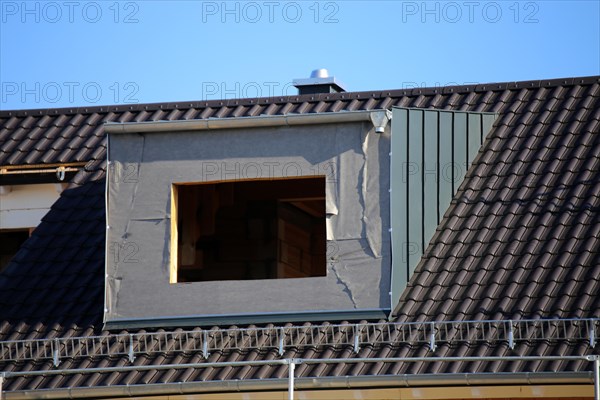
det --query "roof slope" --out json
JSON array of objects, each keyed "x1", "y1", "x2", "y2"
[
  {"x1": 2, "y1": 77, "x2": 593, "y2": 167},
  {"x1": 0, "y1": 76, "x2": 599, "y2": 393},
  {"x1": 395, "y1": 81, "x2": 600, "y2": 322}
]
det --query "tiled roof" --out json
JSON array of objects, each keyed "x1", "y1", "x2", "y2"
[
  {"x1": 1, "y1": 76, "x2": 599, "y2": 394},
  {"x1": 1, "y1": 77, "x2": 593, "y2": 167},
  {"x1": 394, "y1": 79, "x2": 600, "y2": 322}
]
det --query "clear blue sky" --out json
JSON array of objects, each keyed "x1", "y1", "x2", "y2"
[{"x1": 1, "y1": 0, "x2": 599, "y2": 110}]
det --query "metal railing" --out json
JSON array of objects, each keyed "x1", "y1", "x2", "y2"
[{"x1": 1, "y1": 318, "x2": 597, "y2": 366}]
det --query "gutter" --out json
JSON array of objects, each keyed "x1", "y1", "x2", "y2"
[
  {"x1": 1, "y1": 373, "x2": 593, "y2": 400},
  {"x1": 103, "y1": 110, "x2": 393, "y2": 134},
  {"x1": 1, "y1": 356, "x2": 597, "y2": 400}
]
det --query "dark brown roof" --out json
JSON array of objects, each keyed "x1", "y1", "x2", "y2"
[
  {"x1": 1, "y1": 76, "x2": 599, "y2": 394},
  {"x1": 1, "y1": 76, "x2": 594, "y2": 167}
]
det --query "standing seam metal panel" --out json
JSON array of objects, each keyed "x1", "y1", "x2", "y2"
[{"x1": 390, "y1": 108, "x2": 498, "y2": 311}]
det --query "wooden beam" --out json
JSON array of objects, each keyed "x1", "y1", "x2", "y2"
[{"x1": 169, "y1": 185, "x2": 178, "y2": 283}]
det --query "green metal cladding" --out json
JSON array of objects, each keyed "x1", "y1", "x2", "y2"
[{"x1": 390, "y1": 107, "x2": 497, "y2": 308}]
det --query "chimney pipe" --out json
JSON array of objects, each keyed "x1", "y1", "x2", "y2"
[{"x1": 293, "y1": 69, "x2": 346, "y2": 95}]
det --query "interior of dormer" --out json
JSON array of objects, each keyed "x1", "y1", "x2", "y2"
[{"x1": 175, "y1": 177, "x2": 326, "y2": 282}]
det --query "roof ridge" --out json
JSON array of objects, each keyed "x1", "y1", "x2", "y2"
[{"x1": 2, "y1": 75, "x2": 598, "y2": 117}]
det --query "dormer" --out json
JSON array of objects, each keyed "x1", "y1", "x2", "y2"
[
  {"x1": 0, "y1": 164, "x2": 81, "y2": 271},
  {"x1": 104, "y1": 110, "x2": 394, "y2": 328},
  {"x1": 103, "y1": 88, "x2": 497, "y2": 329}
]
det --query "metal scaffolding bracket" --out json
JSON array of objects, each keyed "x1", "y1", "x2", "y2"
[
  {"x1": 128, "y1": 335, "x2": 136, "y2": 363},
  {"x1": 353, "y1": 324, "x2": 361, "y2": 354},
  {"x1": 508, "y1": 320, "x2": 515, "y2": 350},
  {"x1": 278, "y1": 328, "x2": 285, "y2": 356},
  {"x1": 429, "y1": 322, "x2": 437, "y2": 352},
  {"x1": 52, "y1": 339, "x2": 60, "y2": 367},
  {"x1": 202, "y1": 331, "x2": 209, "y2": 359},
  {"x1": 288, "y1": 359, "x2": 296, "y2": 400},
  {"x1": 587, "y1": 355, "x2": 600, "y2": 400}
]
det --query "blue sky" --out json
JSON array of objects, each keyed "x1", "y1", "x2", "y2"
[{"x1": 1, "y1": 0, "x2": 599, "y2": 110}]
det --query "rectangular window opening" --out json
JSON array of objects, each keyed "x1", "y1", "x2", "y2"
[
  {"x1": 171, "y1": 177, "x2": 326, "y2": 283},
  {"x1": 0, "y1": 228, "x2": 32, "y2": 272}
]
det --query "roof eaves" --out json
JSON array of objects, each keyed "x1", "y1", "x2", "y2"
[{"x1": 1, "y1": 370, "x2": 593, "y2": 400}]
